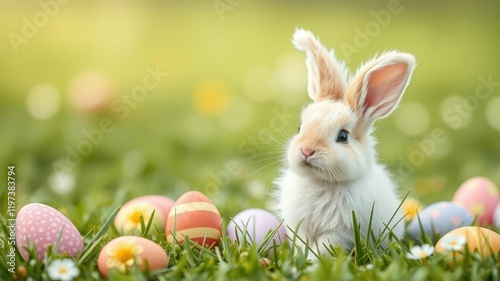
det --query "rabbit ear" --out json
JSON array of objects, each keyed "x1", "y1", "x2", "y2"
[
  {"x1": 345, "y1": 51, "x2": 416, "y2": 127},
  {"x1": 292, "y1": 28, "x2": 348, "y2": 102}
]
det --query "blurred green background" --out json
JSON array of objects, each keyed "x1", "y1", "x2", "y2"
[{"x1": 1, "y1": 0, "x2": 499, "y2": 222}]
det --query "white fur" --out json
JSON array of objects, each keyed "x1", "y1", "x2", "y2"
[{"x1": 275, "y1": 29, "x2": 415, "y2": 258}]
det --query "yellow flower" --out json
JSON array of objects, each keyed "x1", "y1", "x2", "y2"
[
  {"x1": 118, "y1": 202, "x2": 163, "y2": 234},
  {"x1": 402, "y1": 197, "x2": 424, "y2": 221},
  {"x1": 105, "y1": 238, "x2": 144, "y2": 272}
]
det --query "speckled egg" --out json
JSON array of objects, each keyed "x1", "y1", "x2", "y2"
[
  {"x1": 435, "y1": 226, "x2": 500, "y2": 258},
  {"x1": 165, "y1": 191, "x2": 221, "y2": 248},
  {"x1": 227, "y1": 208, "x2": 286, "y2": 247},
  {"x1": 452, "y1": 177, "x2": 500, "y2": 226},
  {"x1": 16, "y1": 203, "x2": 84, "y2": 262},
  {"x1": 407, "y1": 201, "x2": 473, "y2": 239},
  {"x1": 494, "y1": 203, "x2": 500, "y2": 228},
  {"x1": 97, "y1": 236, "x2": 168, "y2": 277},
  {"x1": 115, "y1": 195, "x2": 174, "y2": 235}
]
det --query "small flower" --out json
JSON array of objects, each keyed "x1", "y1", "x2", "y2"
[
  {"x1": 120, "y1": 203, "x2": 159, "y2": 234},
  {"x1": 47, "y1": 259, "x2": 79, "y2": 281},
  {"x1": 406, "y1": 244, "x2": 435, "y2": 260},
  {"x1": 106, "y1": 238, "x2": 144, "y2": 272},
  {"x1": 440, "y1": 234, "x2": 467, "y2": 251},
  {"x1": 402, "y1": 198, "x2": 424, "y2": 221}
]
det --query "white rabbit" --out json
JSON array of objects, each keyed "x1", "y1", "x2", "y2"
[{"x1": 275, "y1": 28, "x2": 416, "y2": 257}]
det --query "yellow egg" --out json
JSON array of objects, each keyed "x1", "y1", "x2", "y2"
[{"x1": 435, "y1": 226, "x2": 500, "y2": 258}]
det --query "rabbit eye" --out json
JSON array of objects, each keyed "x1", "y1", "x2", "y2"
[
  {"x1": 298, "y1": 124, "x2": 301, "y2": 133},
  {"x1": 336, "y1": 129, "x2": 349, "y2": 143}
]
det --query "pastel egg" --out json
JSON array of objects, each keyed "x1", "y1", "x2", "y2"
[
  {"x1": 124, "y1": 195, "x2": 175, "y2": 226},
  {"x1": 114, "y1": 201, "x2": 165, "y2": 235},
  {"x1": 407, "y1": 201, "x2": 473, "y2": 239},
  {"x1": 227, "y1": 208, "x2": 286, "y2": 247},
  {"x1": 494, "y1": 203, "x2": 500, "y2": 228},
  {"x1": 97, "y1": 236, "x2": 168, "y2": 277},
  {"x1": 115, "y1": 195, "x2": 174, "y2": 235},
  {"x1": 165, "y1": 191, "x2": 222, "y2": 248},
  {"x1": 452, "y1": 177, "x2": 500, "y2": 226},
  {"x1": 435, "y1": 226, "x2": 500, "y2": 258},
  {"x1": 16, "y1": 203, "x2": 84, "y2": 262}
]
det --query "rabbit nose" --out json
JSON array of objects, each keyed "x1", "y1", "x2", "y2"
[{"x1": 301, "y1": 148, "x2": 316, "y2": 158}]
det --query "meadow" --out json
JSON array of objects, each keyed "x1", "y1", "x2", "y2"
[{"x1": 1, "y1": 0, "x2": 500, "y2": 280}]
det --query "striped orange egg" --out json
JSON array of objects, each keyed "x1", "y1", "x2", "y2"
[{"x1": 166, "y1": 191, "x2": 222, "y2": 248}]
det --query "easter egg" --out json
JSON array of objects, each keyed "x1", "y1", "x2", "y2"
[
  {"x1": 114, "y1": 202, "x2": 164, "y2": 235},
  {"x1": 227, "y1": 208, "x2": 286, "y2": 247},
  {"x1": 97, "y1": 236, "x2": 168, "y2": 277},
  {"x1": 16, "y1": 203, "x2": 84, "y2": 262},
  {"x1": 494, "y1": 203, "x2": 500, "y2": 228},
  {"x1": 452, "y1": 177, "x2": 500, "y2": 226},
  {"x1": 125, "y1": 195, "x2": 175, "y2": 225},
  {"x1": 407, "y1": 201, "x2": 473, "y2": 239},
  {"x1": 115, "y1": 195, "x2": 174, "y2": 235},
  {"x1": 165, "y1": 191, "x2": 222, "y2": 248},
  {"x1": 435, "y1": 226, "x2": 500, "y2": 258}
]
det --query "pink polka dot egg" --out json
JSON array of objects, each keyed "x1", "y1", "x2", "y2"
[
  {"x1": 407, "y1": 201, "x2": 473, "y2": 239},
  {"x1": 16, "y1": 203, "x2": 84, "y2": 262},
  {"x1": 452, "y1": 177, "x2": 500, "y2": 226}
]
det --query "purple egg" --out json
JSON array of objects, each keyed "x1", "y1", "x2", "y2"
[
  {"x1": 494, "y1": 203, "x2": 500, "y2": 228},
  {"x1": 227, "y1": 208, "x2": 286, "y2": 247},
  {"x1": 408, "y1": 201, "x2": 473, "y2": 239}
]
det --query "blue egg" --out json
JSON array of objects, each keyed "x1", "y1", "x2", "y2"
[{"x1": 407, "y1": 201, "x2": 473, "y2": 239}]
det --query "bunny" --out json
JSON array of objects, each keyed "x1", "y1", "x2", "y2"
[{"x1": 275, "y1": 28, "x2": 416, "y2": 257}]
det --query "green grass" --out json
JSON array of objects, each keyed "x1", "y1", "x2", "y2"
[{"x1": 1, "y1": 202, "x2": 499, "y2": 281}]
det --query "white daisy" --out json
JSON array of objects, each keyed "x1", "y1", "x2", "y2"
[
  {"x1": 440, "y1": 234, "x2": 467, "y2": 251},
  {"x1": 47, "y1": 259, "x2": 79, "y2": 281},
  {"x1": 406, "y1": 244, "x2": 435, "y2": 260}
]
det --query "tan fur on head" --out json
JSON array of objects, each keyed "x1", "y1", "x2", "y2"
[{"x1": 292, "y1": 28, "x2": 349, "y2": 101}]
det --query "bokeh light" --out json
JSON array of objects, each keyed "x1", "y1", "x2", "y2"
[
  {"x1": 395, "y1": 102, "x2": 430, "y2": 137},
  {"x1": 193, "y1": 81, "x2": 231, "y2": 116},
  {"x1": 26, "y1": 84, "x2": 61, "y2": 120},
  {"x1": 48, "y1": 172, "x2": 75, "y2": 195},
  {"x1": 485, "y1": 97, "x2": 500, "y2": 131},
  {"x1": 68, "y1": 70, "x2": 114, "y2": 113},
  {"x1": 440, "y1": 96, "x2": 473, "y2": 130}
]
